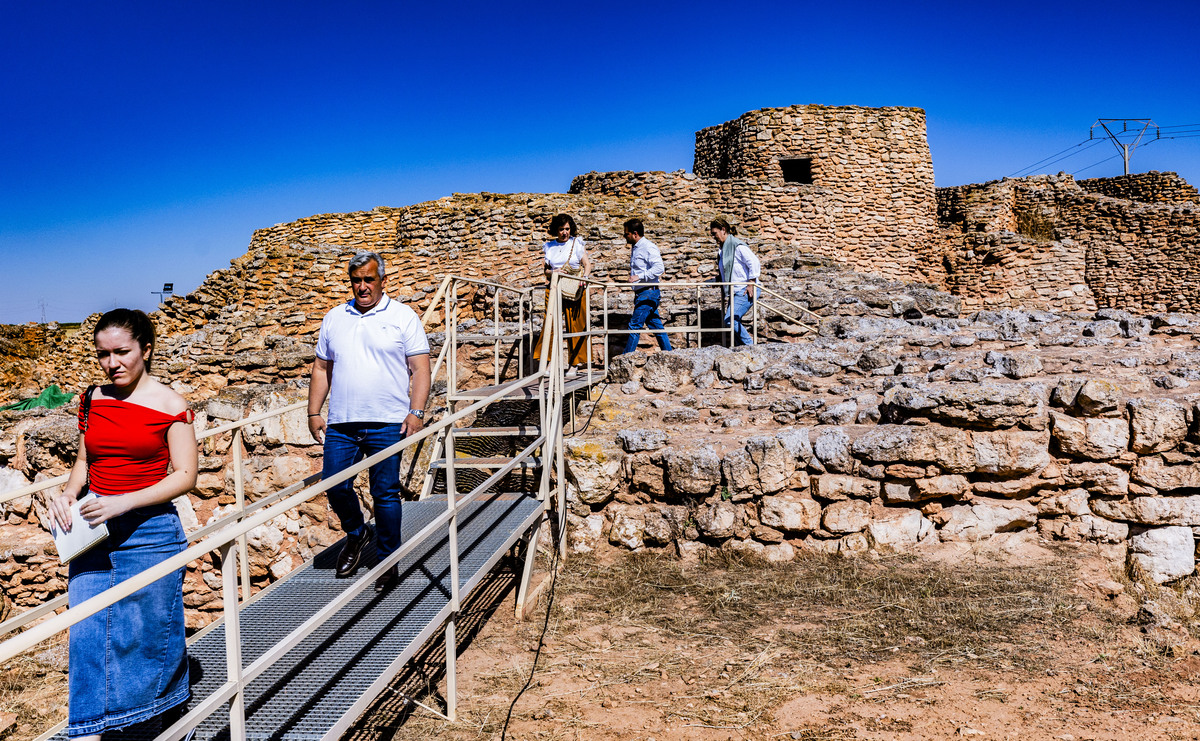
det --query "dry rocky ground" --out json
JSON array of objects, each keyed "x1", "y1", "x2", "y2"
[{"x1": 332, "y1": 538, "x2": 1200, "y2": 741}]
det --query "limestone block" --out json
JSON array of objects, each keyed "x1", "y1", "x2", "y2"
[
  {"x1": 173, "y1": 495, "x2": 200, "y2": 532},
  {"x1": 1131, "y1": 456, "x2": 1200, "y2": 492},
  {"x1": 881, "y1": 381, "x2": 1047, "y2": 430},
  {"x1": 776, "y1": 427, "x2": 815, "y2": 468},
  {"x1": 813, "y1": 428, "x2": 854, "y2": 474},
  {"x1": 617, "y1": 429, "x2": 669, "y2": 453},
  {"x1": 985, "y1": 350, "x2": 1043, "y2": 379},
  {"x1": 937, "y1": 500, "x2": 1037, "y2": 542},
  {"x1": 1062, "y1": 462, "x2": 1129, "y2": 497},
  {"x1": 852, "y1": 424, "x2": 974, "y2": 473},
  {"x1": 722, "y1": 449, "x2": 758, "y2": 501},
  {"x1": 971, "y1": 474, "x2": 1049, "y2": 499},
  {"x1": 866, "y1": 509, "x2": 934, "y2": 550},
  {"x1": 665, "y1": 445, "x2": 721, "y2": 497},
  {"x1": 270, "y1": 556, "x2": 295, "y2": 580},
  {"x1": 1078, "y1": 515, "x2": 1129, "y2": 543},
  {"x1": 608, "y1": 510, "x2": 645, "y2": 550},
  {"x1": 642, "y1": 510, "x2": 675, "y2": 545},
  {"x1": 761, "y1": 542, "x2": 796, "y2": 562},
  {"x1": 567, "y1": 512, "x2": 605, "y2": 554},
  {"x1": 1091, "y1": 494, "x2": 1200, "y2": 526},
  {"x1": 914, "y1": 475, "x2": 970, "y2": 500},
  {"x1": 822, "y1": 499, "x2": 870, "y2": 534},
  {"x1": 1128, "y1": 526, "x2": 1196, "y2": 584},
  {"x1": 0, "y1": 467, "x2": 32, "y2": 519},
  {"x1": 1128, "y1": 398, "x2": 1189, "y2": 454},
  {"x1": 695, "y1": 501, "x2": 737, "y2": 539},
  {"x1": 1075, "y1": 379, "x2": 1123, "y2": 417},
  {"x1": 745, "y1": 436, "x2": 794, "y2": 494},
  {"x1": 247, "y1": 523, "x2": 285, "y2": 557},
  {"x1": 813, "y1": 474, "x2": 880, "y2": 501},
  {"x1": 641, "y1": 353, "x2": 694, "y2": 393},
  {"x1": 564, "y1": 437, "x2": 624, "y2": 506},
  {"x1": 715, "y1": 353, "x2": 748, "y2": 381},
  {"x1": 1050, "y1": 412, "x2": 1129, "y2": 460},
  {"x1": 972, "y1": 429, "x2": 1050, "y2": 475},
  {"x1": 1038, "y1": 489, "x2": 1091, "y2": 517},
  {"x1": 759, "y1": 495, "x2": 821, "y2": 533},
  {"x1": 245, "y1": 391, "x2": 316, "y2": 446}
]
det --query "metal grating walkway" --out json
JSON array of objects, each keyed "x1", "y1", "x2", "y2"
[{"x1": 53, "y1": 490, "x2": 542, "y2": 741}]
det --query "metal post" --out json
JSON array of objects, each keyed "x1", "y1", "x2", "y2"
[
  {"x1": 493, "y1": 287, "x2": 500, "y2": 385},
  {"x1": 448, "y1": 282, "x2": 458, "y2": 401},
  {"x1": 220, "y1": 541, "x2": 246, "y2": 741},
  {"x1": 444, "y1": 422, "x2": 459, "y2": 721},
  {"x1": 232, "y1": 428, "x2": 250, "y2": 602}
]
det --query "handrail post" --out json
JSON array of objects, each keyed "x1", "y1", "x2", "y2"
[
  {"x1": 233, "y1": 428, "x2": 250, "y2": 602},
  {"x1": 220, "y1": 540, "x2": 247, "y2": 741},
  {"x1": 444, "y1": 420, "x2": 459, "y2": 721},
  {"x1": 492, "y1": 285, "x2": 501, "y2": 385}
]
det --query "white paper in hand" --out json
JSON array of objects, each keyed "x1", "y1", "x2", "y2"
[{"x1": 52, "y1": 491, "x2": 109, "y2": 564}]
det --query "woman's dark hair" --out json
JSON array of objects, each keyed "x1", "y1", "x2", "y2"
[
  {"x1": 709, "y1": 217, "x2": 736, "y2": 236},
  {"x1": 94, "y1": 308, "x2": 157, "y2": 370},
  {"x1": 548, "y1": 213, "x2": 578, "y2": 238}
]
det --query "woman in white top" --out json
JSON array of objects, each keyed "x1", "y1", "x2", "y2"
[{"x1": 533, "y1": 213, "x2": 592, "y2": 373}]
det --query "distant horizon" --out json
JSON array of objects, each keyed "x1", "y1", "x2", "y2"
[{"x1": 4, "y1": 0, "x2": 1197, "y2": 325}]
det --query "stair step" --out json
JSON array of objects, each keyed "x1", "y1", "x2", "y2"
[
  {"x1": 430, "y1": 456, "x2": 543, "y2": 469},
  {"x1": 451, "y1": 426, "x2": 542, "y2": 437}
]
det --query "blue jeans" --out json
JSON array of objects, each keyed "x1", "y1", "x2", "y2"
[
  {"x1": 725, "y1": 289, "x2": 755, "y2": 346},
  {"x1": 68, "y1": 505, "x2": 188, "y2": 736},
  {"x1": 623, "y1": 287, "x2": 672, "y2": 355},
  {"x1": 324, "y1": 422, "x2": 405, "y2": 560}
]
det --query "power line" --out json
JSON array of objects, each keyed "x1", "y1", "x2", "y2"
[
  {"x1": 1009, "y1": 138, "x2": 1095, "y2": 177},
  {"x1": 1072, "y1": 153, "x2": 1121, "y2": 176}
]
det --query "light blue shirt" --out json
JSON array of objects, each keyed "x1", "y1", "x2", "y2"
[{"x1": 629, "y1": 237, "x2": 665, "y2": 285}]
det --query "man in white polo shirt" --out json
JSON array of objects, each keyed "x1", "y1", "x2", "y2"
[{"x1": 307, "y1": 251, "x2": 431, "y2": 592}]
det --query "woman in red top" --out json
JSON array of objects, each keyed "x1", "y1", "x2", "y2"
[{"x1": 48, "y1": 309, "x2": 198, "y2": 740}]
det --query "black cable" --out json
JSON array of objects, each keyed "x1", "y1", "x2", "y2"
[
  {"x1": 1072, "y1": 154, "x2": 1122, "y2": 176},
  {"x1": 567, "y1": 378, "x2": 610, "y2": 437},
  {"x1": 498, "y1": 526, "x2": 561, "y2": 741},
  {"x1": 1009, "y1": 138, "x2": 1095, "y2": 177}
]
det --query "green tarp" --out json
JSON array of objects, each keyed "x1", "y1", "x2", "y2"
[{"x1": 0, "y1": 384, "x2": 76, "y2": 412}]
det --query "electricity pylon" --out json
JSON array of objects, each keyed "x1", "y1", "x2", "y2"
[{"x1": 1090, "y1": 119, "x2": 1159, "y2": 175}]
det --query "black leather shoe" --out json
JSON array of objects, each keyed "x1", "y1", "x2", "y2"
[
  {"x1": 374, "y1": 564, "x2": 398, "y2": 593},
  {"x1": 336, "y1": 523, "x2": 373, "y2": 578}
]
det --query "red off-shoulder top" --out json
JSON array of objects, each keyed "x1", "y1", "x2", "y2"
[{"x1": 78, "y1": 398, "x2": 194, "y2": 497}]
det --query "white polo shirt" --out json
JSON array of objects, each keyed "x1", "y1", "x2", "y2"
[{"x1": 315, "y1": 295, "x2": 430, "y2": 425}]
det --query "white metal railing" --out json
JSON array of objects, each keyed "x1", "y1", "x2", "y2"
[
  {"x1": 0, "y1": 367, "x2": 557, "y2": 741},
  {"x1": 0, "y1": 276, "x2": 566, "y2": 739}
]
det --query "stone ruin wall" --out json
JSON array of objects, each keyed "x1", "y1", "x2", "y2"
[
  {"x1": 938, "y1": 172, "x2": 1200, "y2": 314},
  {"x1": 573, "y1": 105, "x2": 940, "y2": 285},
  {"x1": 1078, "y1": 172, "x2": 1200, "y2": 204}
]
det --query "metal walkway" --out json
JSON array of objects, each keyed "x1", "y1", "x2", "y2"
[{"x1": 50, "y1": 491, "x2": 541, "y2": 741}]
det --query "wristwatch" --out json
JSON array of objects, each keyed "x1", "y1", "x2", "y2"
[{"x1": 409, "y1": 409, "x2": 425, "y2": 420}]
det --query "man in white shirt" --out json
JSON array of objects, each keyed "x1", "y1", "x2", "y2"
[
  {"x1": 622, "y1": 218, "x2": 673, "y2": 355},
  {"x1": 307, "y1": 251, "x2": 431, "y2": 591},
  {"x1": 710, "y1": 217, "x2": 760, "y2": 346}
]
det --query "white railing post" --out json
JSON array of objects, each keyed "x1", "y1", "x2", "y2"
[
  {"x1": 444, "y1": 418, "x2": 459, "y2": 721},
  {"x1": 220, "y1": 540, "x2": 247, "y2": 741},
  {"x1": 233, "y1": 428, "x2": 251, "y2": 602}
]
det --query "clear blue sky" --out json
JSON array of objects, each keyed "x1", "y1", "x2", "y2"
[{"x1": 3, "y1": 0, "x2": 1198, "y2": 324}]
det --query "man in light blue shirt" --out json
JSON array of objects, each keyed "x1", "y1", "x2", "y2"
[{"x1": 623, "y1": 218, "x2": 673, "y2": 355}]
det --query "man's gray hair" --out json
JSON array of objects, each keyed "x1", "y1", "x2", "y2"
[{"x1": 348, "y1": 251, "x2": 386, "y2": 278}]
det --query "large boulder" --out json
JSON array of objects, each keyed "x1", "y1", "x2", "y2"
[
  {"x1": 852, "y1": 424, "x2": 974, "y2": 473},
  {"x1": 812, "y1": 474, "x2": 880, "y2": 501},
  {"x1": 1062, "y1": 462, "x2": 1129, "y2": 497},
  {"x1": 1128, "y1": 526, "x2": 1196, "y2": 584},
  {"x1": 640, "y1": 353, "x2": 695, "y2": 393},
  {"x1": 881, "y1": 381, "x2": 1048, "y2": 430},
  {"x1": 694, "y1": 501, "x2": 738, "y2": 539},
  {"x1": 1074, "y1": 379, "x2": 1124, "y2": 417}
]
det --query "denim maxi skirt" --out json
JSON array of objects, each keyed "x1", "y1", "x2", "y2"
[{"x1": 67, "y1": 504, "x2": 189, "y2": 737}]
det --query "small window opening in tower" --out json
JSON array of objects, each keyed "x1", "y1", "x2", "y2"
[{"x1": 780, "y1": 158, "x2": 813, "y2": 184}]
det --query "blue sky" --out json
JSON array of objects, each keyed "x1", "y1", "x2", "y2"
[{"x1": 3, "y1": 0, "x2": 1198, "y2": 324}]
